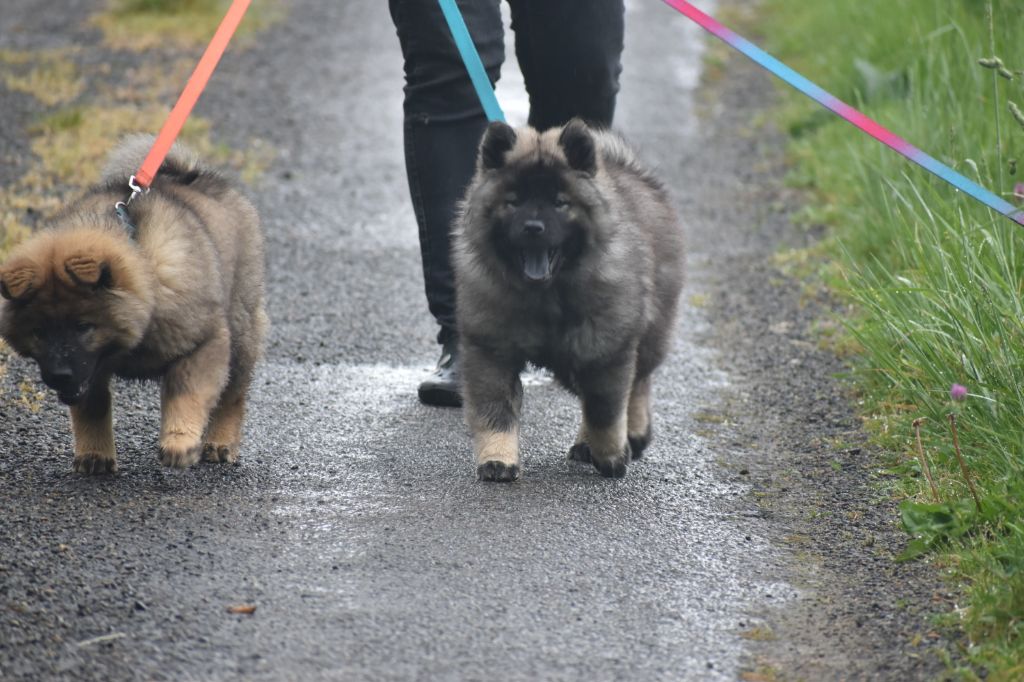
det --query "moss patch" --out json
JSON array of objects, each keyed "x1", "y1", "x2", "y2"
[
  {"x1": 0, "y1": 49, "x2": 85, "y2": 107},
  {"x1": 90, "y1": 0, "x2": 286, "y2": 52}
]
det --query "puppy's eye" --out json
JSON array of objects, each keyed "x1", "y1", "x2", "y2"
[
  {"x1": 26, "y1": 329, "x2": 44, "y2": 352},
  {"x1": 554, "y1": 196, "x2": 571, "y2": 210},
  {"x1": 75, "y1": 322, "x2": 95, "y2": 334},
  {"x1": 504, "y1": 194, "x2": 520, "y2": 208}
]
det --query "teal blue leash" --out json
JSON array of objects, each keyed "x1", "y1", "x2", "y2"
[{"x1": 437, "y1": 0, "x2": 506, "y2": 123}]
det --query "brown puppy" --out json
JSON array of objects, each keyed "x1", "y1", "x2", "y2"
[{"x1": 0, "y1": 135, "x2": 268, "y2": 473}]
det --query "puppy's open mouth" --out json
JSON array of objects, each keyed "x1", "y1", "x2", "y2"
[
  {"x1": 520, "y1": 247, "x2": 561, "y2": 282},
  {"x1": 56, "y1": 380, "x2": 90, "y2": 406}
]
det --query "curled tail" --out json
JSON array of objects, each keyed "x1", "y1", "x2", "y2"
[{"x1": 102, "y1": 133, "x2": 203, "y2": 185}]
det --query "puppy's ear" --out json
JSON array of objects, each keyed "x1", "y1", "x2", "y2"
[
  {"x1": 64, "y1": 256, "x2": 112, "y2": 289},
  {"x1": 480, "y1": 121, "x2": 517, "y2": 170},
  {"x1": 558, "y1": 118, "x2": 597, "y2": 175},
  {"x1": 0, "y1": 260, "x2": 41, "y2": 301}
]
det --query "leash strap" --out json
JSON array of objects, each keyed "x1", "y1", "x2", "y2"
[
  {"x1": 134, "y1": 0, "x2": 252, "y2": 188},
  {"x1": 437, "y1": 0, "x2": 506, "y2": 123},
  {"x1": 662, "y1": 0, "x2": 1024, "y2": 227}
]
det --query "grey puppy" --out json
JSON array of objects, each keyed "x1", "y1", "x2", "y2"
[
  {"x1": 0, "y1": 135, "x2": 268, "y2": 473},
  {"x1": 453, "y1": 119, "x2": 685, "y2": 481}
]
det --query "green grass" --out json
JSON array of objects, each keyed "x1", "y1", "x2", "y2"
[
  {"x1": 757, "y1": 0, "x2": 1024, "y2": 675},
  {"x1": 114, "y1": 0, "x2": 219, "y2": 12}
]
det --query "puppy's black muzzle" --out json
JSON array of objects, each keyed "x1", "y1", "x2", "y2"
[{"x1": 37, "y1": 331, "x2": 97, "y2": 405}]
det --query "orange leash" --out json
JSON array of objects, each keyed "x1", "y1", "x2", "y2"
[{"x1": 133, "y1": 0, "x2": 251, "y2": 190}]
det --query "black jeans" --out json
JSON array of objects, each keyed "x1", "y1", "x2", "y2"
[{"x1": 389, "y1": 0, "x2": 625, "y2": 345}]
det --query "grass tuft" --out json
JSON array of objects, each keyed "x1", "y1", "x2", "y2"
[{"x1": 0, "y1": 49, "x2": 85, "y2": 107}]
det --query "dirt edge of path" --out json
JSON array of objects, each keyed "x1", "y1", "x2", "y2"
[{"x1": 693, "y1": 27, "x2": 962, "y2": 681}]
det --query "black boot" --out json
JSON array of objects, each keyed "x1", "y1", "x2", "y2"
[{"x1": 418, "y1": 339, "x2": 462, "y2": 407}]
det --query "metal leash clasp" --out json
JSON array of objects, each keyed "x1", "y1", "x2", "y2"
[
  {"x1": 113, "y1": 175, "x2": 147, "y2": 239},
  {"x1": 126, "y1": 175, "x2": 145, "y2": 205}
]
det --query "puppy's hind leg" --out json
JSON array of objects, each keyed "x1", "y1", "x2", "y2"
[
  {"x1": 159, "y1": 326, "x2": 230, "y2": 468},
  {"x1": 71, "y1": 379, "x2": 116, "y2": 474},
  {"x1": 202, "y1": 384, "x2": 247, "y2": 465},
  {"x1": 626, "y1": 374, "x2": 653, "y2": 458},
  {"x1": 200, "y1": 319, "x2": 264, "y2": 462},
  {"x1": 205, "y1": 297, "x2": 268, "y2": 464},
  {"x1": 568, "y1": 421, "x2": 593, "y2": 463}
]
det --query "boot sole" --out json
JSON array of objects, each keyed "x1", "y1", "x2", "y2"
[{"x1": 418, "y1": 385, "x2": 463, "y2": 408}]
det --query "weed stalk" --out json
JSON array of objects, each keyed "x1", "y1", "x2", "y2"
[
  {"x1": 987, "y1": 0, "x2": 1004, "y2": 189},
  {"x1": 912, "y1": 418, "x2": 941, "y2": 503},
  {"x1": 947, "y1": 413, "x2": 982, "y2": 513}
]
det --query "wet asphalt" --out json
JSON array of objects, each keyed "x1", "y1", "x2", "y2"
[{"x1": 0, "y1": 1, "x2": 950, "y2": 680}]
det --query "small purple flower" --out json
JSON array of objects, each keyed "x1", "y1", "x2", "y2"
[
  {"x1": 950, "y1": 383, "x2": 968, "y2": 402},
  {"x1": 1015, "y1": 182, "x2": 1024, "y2": 202}
]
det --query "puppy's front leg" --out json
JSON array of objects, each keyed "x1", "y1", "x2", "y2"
[
  {"x1": 71, "y1": 379, "x2": 116, "y2": 474},
  {"x1": 462, "y1": 341, "x2": 524, "y2": 482},
  {"x1": 159, "y1": 327, "x2": 230, "y2": 468}
]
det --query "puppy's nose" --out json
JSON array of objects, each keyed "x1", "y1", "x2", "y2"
[
  {"x1": 523, "y1": 219, "x2": 545, "y2": 235},
  {"x1": 42, "y1": 365, "x2": 74, "y2": 389}
]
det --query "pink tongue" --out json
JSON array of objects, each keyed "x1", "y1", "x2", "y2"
[{"x1": 522, "y1": 249, "x2": 551, "y2": 281}]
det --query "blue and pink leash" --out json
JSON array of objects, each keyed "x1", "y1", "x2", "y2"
[
  {"x1": 661, "y1": 0, "x2": 1024, "y2": 227},
  {"x1": 438, "y1": 0, "x2": 1024, "y2": 228}
]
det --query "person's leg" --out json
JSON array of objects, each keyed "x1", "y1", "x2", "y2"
[
  {"x1": 508, "y1": 0, "x2": 625, "y2": 130},
  {"x1": 389, "y1": 0, "x2": 504, "y2": 405}
]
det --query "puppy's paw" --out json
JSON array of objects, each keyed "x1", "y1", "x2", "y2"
[
  {"x1": 477, "y1": 460, "x2": 520, "y2": 482},
  {"x1": 627, "y1": 425, "x2": 652, "y2": 460},
  {"x1": 591, "y1": 443, "x2": 631, "y2": 479},
  {"x1": 573, "y1": 441, "x2": 630, "y2": 477},
  {"x1": 593, "y1": 455, "x2": 628, "y2": 479},
  {"x1": 567, "y1": 442, "x2": 592, "y2": 463},
  {"x1": 73, "y1": 452, "x2": 117, "y2": 475},
  {"x1": 159, "y1": 434, "x2": 202, "y2": 469},
  {"x1": 202, "y1": 442, "x2": 239, "y2": 465}
]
